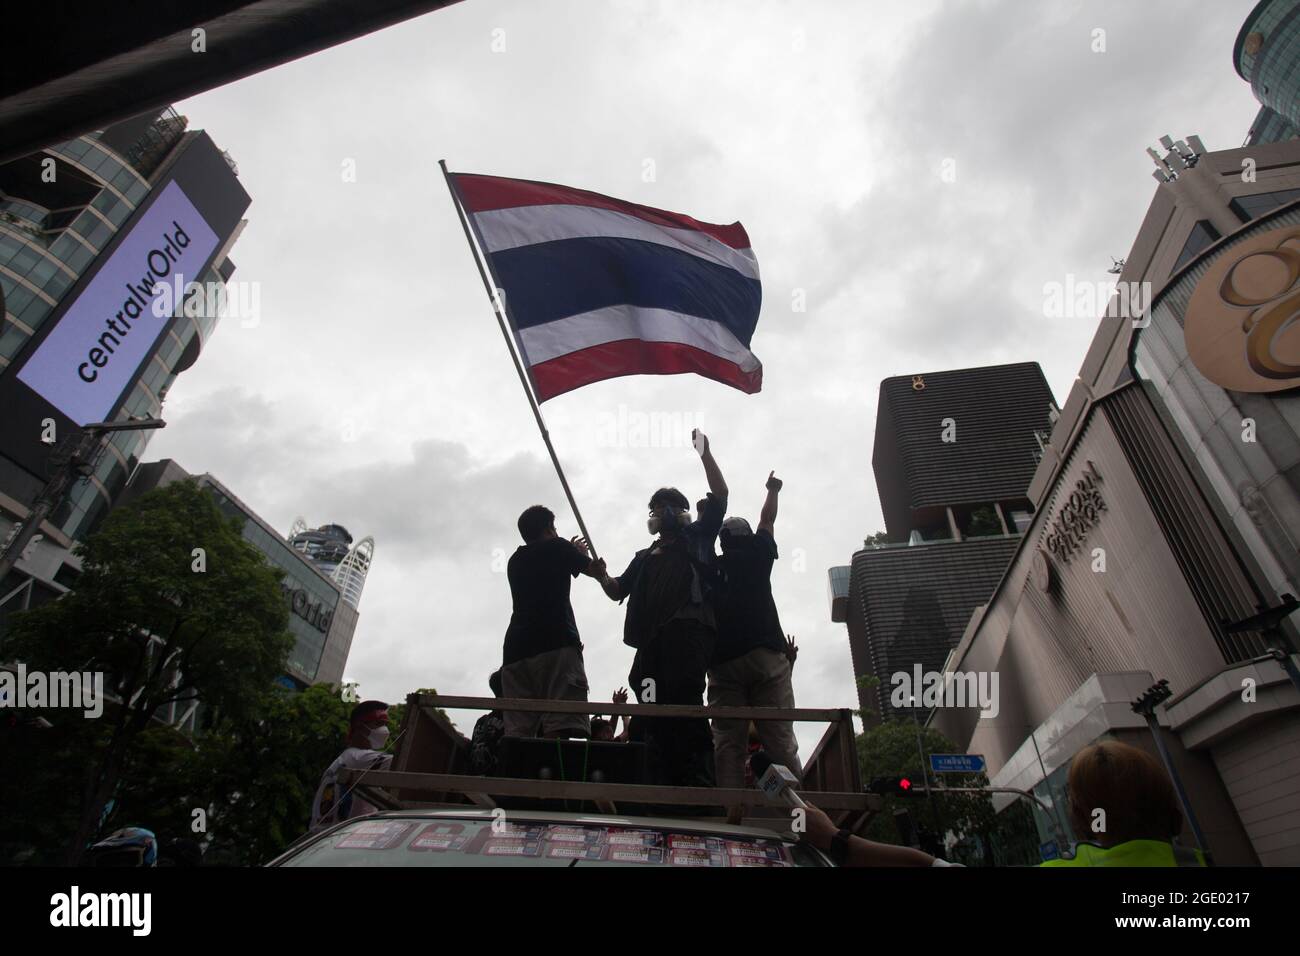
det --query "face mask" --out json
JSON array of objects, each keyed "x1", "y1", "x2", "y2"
[
  {"x1": 365, "y1": 726, "x2": 390, "y2": 750},
  {"x1": 648, "y1": 507, "x2": 689, "y2": 535}
]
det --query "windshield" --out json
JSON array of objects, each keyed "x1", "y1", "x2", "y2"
[{"x1": 278, "y1": 818, "x2": 825, "y2": 867}]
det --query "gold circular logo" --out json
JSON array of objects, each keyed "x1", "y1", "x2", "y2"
[{"x1": 1183, "y1": 224, "x2": 1300, "y2": 393}]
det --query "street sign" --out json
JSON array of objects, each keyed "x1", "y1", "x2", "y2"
[{"x1": 929, "y1": 753, "x2": 986, "y2": 774}]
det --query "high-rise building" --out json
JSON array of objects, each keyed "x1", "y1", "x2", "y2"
[
  {"x1": 932, "y1": 136, "x2": 1300, "y2": 865},
  {"x1": 288, "y1": 521, "x2": 375, "y2": 611},
  {"x1": 1236, "y1": 0, "x2": 1300, "y2": 144},
  {"x1": 122, "y1": 462, "x2": 360, "y2": 690},
  {"x1": 0, "y1": 107, "x2": 250, "y2": 611},
  {"x1": 833, "y1": 362, "x2": 1057, "y2": 720}
]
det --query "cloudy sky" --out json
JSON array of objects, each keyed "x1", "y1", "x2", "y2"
[{"x1": 146, "y1": 0, "x2": 1264, "y2": 752}]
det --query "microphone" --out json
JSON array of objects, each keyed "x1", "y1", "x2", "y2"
[{"x1": 750, "y1": 751, "x2": 805, "y2": 809}]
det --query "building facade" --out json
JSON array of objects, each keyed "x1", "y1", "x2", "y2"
[
  {"x1": 932, "y1": 136, "x2": 1300, "y2": 866},
  {"x1": 124, "y1": 461, "x2": 360, "y2": 690},
  {"x1": 288, "y1": 520, "x2": 375, "y2": 611},
  {"x1": 0, "y1": 107, "x2": 250, "y2": 611},
  {"x1": 835, "y1": 363, "x2": 1057, "y2": 720}
]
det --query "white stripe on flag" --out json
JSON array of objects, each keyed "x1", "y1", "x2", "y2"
[
  {"x1": 517, "y1": 305, "x2": 762, "y2": 372},
  {"x1": 473, "y1": 204, "x2": 761, "y2": 281}
]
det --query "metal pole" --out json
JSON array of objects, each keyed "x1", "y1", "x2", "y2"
[
  {"x1": 909, "y1": 696, "x2": 946, "y2": 850},
  {"x1": 438, "y1": 160, "x2": 599, "y2": 560},
  {"x1": 1141, "y1": 711, "x2": 1211, "y2": 858},
  {"x1": 0, "y1": 431, "x2": 93, "y2": 582},
  {"x1": 1267, "y1": 646, "x2": 1300, "y2": 697},
  {"x1": 0, "y1": 418, "x2": 163, "y2": 583}
]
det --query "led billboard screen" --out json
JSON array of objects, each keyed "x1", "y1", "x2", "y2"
[
  {"x1": 16, "y1": 181, "x2": 220, "y2": 426},
  {"x1": 0, "y1": 131, "x2": 250, "y2": 485}
]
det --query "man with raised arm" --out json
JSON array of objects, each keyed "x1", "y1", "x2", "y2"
[
  {"x1": 598, "y1": 429, "x2": 727, "y2": 789},
  {"x1": 709, "y1": 471, "x2": 802, "y2": 820}
]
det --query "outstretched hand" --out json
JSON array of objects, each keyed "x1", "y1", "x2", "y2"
[
  {"x1": 767, "y1": 470, "x2": 783, "y2": 493},
  {"x1": 613, "y1": 687, "x2": 629, "y2": 705},
  {"x1": 570, "y1": 535, "x2": 590, "y2": 557},
  {"x1": 692, "y1": 428, "x2": 709, "y2": 456},
  {"x1": 785, "y1": 634, "x2": 798, "y2": 664}
]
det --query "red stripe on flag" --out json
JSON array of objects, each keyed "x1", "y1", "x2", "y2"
[
  {"x1": 529, "y1": 339, "x2": 763, "y2": 402},
  {"x1": 453, "y1": 173, "x2": 752, "y2": 251}
]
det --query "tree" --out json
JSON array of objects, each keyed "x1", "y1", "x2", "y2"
[
  {"x1": 1, "y1": 480, "x2": 293, "y2": 864},
  {"x1": 857, "y1": 719, "x2": 995, "y2": 852},
  {"x1": 865, "y1": 530, "x2": 890, "y2": 547},
  {"x1": 176, "y1": 684, "x2": 354, "y2": 864}
]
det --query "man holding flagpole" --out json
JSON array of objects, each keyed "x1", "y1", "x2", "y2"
[{"x1": 598, "y1": 429, "x2": 728, "y2": 792}]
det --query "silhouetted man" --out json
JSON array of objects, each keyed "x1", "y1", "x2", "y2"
[
  {"x1": 710, "y1": 470, "x2": 802, "y2": 807},
  {"x1": 599, "y1": 430, "x2": 727, "y2": 789},
  {"x1": 501, "y1": 505, "x2": 605, "y2": 739}
]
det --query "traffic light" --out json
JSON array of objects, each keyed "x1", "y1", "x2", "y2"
[{"x1": 869, "y1": 775, "x2": 926, "y2": 798}]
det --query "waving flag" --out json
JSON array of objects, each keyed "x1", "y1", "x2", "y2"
[{"x1": 449, "y1": 172, "x2": 763, "y2": 401}]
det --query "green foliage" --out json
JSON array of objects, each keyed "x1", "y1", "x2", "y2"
[
  {"x1": 180, "y1": 684, "x2": 354, "y2": 864},
  {"x1": 0, "y1": 479, "x2": 295, "y2": 862},
  {"x1": 4, "y1": 480, "x2": 293, "y2": 723},
  {"x1": 857, "y1": 719, "x2": 995, "y2": 847},
  {"x1": 865, "y1": 530, "x2": 889, "y2": 546}
]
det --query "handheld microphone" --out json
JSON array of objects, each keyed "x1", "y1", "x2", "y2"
[{"x1": 750, "y1": 751, "x2": 805, "y2": 809}]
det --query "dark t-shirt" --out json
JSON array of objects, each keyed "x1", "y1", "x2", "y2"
[
  {"x1": 617, "y1": 492, "x2": 726, "y2": 648},
  {"x1": 502, "y1": 536, "x2": 589, "y2": 665},
  {"x1": 715, "y1": 529, "x2": 784, "y2": 663}
]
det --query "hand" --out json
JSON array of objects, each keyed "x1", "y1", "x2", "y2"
[
  {"x1": 801, "y1": 804, "x2": 838, "y2": 850},
  {"x1": 692, "y1": 428, "x2": 709, "y2": 456},
  {"x1": 613, "y1": 687, "x2": 629, "y2": 705},
  {"x1": 785, "y1": 635, "x2": 798, "y2": 664},
  {"x1": 590, "y1": 557, "x2": 607, "y2": 578},
  {"x1": 766, "y1": 470, "x2": 782, "y2": 493},
  {"x1": 570, "y1": 535, "x2": 590, "y2": 557}
]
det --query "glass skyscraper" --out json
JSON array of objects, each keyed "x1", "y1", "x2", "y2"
[
  {"x1": 0, "y1": 108, "x2": 249, "y2": 544},
  {"x1": 1236, "y1": 0, "x2": 1300, "y2": 141}
]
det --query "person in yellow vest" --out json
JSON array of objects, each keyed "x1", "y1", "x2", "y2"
[{"x1": 1041, "y1": 740, "x2": 1207, "y2": 867}]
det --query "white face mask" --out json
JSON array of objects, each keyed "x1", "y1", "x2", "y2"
[{"x1": 364, "y1": 726, "x2": 390, "y2": 750}]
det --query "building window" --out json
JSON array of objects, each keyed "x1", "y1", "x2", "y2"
[
  {"x1": 1228, "y1": 189, "x2": 1300, "y2": 224},
  {"x1": 1172, "y1": 220, "x2": 1222, "y2": 272}
]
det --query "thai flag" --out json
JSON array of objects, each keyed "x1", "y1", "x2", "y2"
[{"x1": 450, "y1": 172, "x2": 762, "y2": 402}]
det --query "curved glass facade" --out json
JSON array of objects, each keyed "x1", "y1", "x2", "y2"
[
  {"x1": 1131, "y1": 201, "x2": 1300, "y2": 602},
  {"x1": 1235, "y1": 0, "x2": 1300, "y2": 130}
]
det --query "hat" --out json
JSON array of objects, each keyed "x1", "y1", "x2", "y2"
[{"x1": 721, "y1": 516, "x2": 753, "y2": 537}]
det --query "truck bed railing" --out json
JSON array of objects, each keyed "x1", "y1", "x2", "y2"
[{"x1": 346, "y1": 692, "x2": 880, "y2": 835}]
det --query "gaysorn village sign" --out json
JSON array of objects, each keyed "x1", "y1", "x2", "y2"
[
  {"x1": 281, "y1": 583, "x2": 334, "y2": 633},
  {"x1": 1184, "y1": 223, "x2": 1300, "y2": 394},
  {"x1": 1044, "y1": 460, "x2": 1107, "y2": 563}
]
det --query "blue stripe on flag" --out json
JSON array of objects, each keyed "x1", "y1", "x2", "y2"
[{"x1": 488, "y1": 236, "x2": 762, "y2": 348}]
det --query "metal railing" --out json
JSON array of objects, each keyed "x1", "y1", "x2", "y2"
[{"x1": 348, "y1": 692, "x2": 879, "y2": 834}]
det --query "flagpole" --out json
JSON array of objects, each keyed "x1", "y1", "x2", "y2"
[{"x1": 439, "y1": 160, "x2": 600, "y2": 561}]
